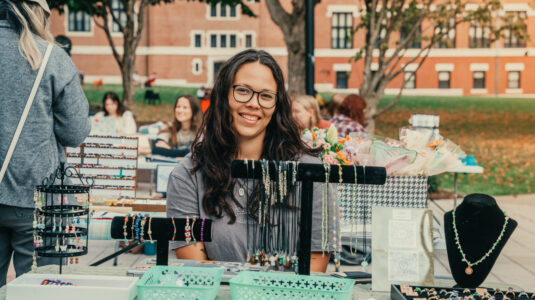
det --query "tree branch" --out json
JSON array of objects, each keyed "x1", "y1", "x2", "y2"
[
  {"x1": 265, "y1": 0, "x2": 292, "y2": 34},
  {"x1": 94, "y1": 13, "x2": 123, "y2": 69}
]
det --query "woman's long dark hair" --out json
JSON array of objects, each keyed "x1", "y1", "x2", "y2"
[
  {"x1": 101, "y1": 91, "x2": 126, "y2": 117},
  {"x1": 160, "y1": 94, "x2": 202, "y2": 147},
  {"x1": 191, "y1": 49, "x2": 317, "y2": 224}
]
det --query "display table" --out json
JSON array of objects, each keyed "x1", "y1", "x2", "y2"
[
  {"x1": 0, "y1": 266, "x2": 520, "y2": 300},
  {"x1": 447, "y1": 165, "x2": 484, "y2": 206},
  {"x1": 137, "y1": 156, "x2": 179, "y2": 196}
]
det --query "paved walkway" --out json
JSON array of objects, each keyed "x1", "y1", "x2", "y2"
[{"x1": 7, "y1": 185, "x2": 535, "y2": 290}]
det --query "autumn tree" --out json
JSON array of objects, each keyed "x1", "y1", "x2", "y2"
[
  {"x1": 354, "y1": 0, "x2": 528, "y2": 133},
  {"x1": 49, "y1": 0, "x2": 175, "y2": 107}
]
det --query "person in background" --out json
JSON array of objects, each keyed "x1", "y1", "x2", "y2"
[
  {"x1": 325, "y1": 93, "x2": 345, "y2": 119},
  {"x1": 329, "y1": 94, "x2": 367, "y2": 138},
  {"x1": 291, "y1": 94, "x2": 331, "y2": 134},
  {"x1": 200, "y1": 88, "x2": 211, "y2": 112},
  {"x1": 0, "y1": 0, "x2": 90, "y2": 285},
  {"x1": 144, "y1": 72, "x2": 157, "y2": 88},
  {"x1": 132, "y1": 71, "x2": 141, "y2": 87},
  {"x1": 93, "y1": 91, "x2": 137, "y2": 135},
  {"x1": 152, "y1": 95, "x2": 202, "y2": 158},
  {"x1": 196, "y1": 86, "x2": 205, "y2": 99}
]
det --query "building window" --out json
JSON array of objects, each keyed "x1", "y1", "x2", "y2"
[
  {"x1": 220, "y1": 35, "x2": 227, "y2": 48},
  {"x1": 245, "y1": 34, "x2": 253, "y2": 48},
  {"x1": 469, "y1": 22, "x2": 491, "y2": 48},
  {"x1": 230, "y1": 5, "x2": 236, "y2": 17},
  {"x1": 508, "y1": 71, "x2": 520, "y2": 89},
  {"x1": 194, "y1": 34, "x2": 202, "y2": 48},
  {"x1": 400, "y1": 24, "x2": 421, "y2": 48},
  {"x1": 111, "y1": 0, "x2": 126, "y2": 32},
  {"x1": 404, "y1": 72, "x2": 416, "y2": 89},
  {"x1": 336, "y1": 71, "x2": 348, "y2": 89},
  {"x1": 504, "y1": 12, "x2": 527, "y2": 48},
  {"x1": 438, "y1": 71, "x2": 450, "y2": 89},
  {"x1": 208, "y1": 4, "x2": 238, "y2": 18},
  {"x1": 434, "y1": 18, "x2": 456, "y2": 48},
  {"x1": 210, "y1": 34, "x2": 217, "y2": 48},
  {"x1": 331, "y1": 12, "x2": 353, "y2": 49},
  {"x1": 68, "y1": 10, "x2": 91, "y2": 32},
  {"x1": 210, "y1": 4, "x2": 217, "y2": 17},
  {"x1": 230, "y1": 34, "x2": 236, "y2": 48},
  {"x1": 473, "y1": 71, "x2": 485, "y2": 89}
]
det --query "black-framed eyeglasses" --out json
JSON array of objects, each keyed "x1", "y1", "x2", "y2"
[{"x1": 232, "y1": 85, "x2": 277, "y2": 109}]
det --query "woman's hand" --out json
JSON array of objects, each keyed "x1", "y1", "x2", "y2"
[
  {"x1": 174, "y1": 243, "x2": 208, "y2": 260},
  {"x1": 155, "y1": 140, "x2": 171, "y2": 149}
]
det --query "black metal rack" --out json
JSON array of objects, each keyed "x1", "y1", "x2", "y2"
[
  {"x1": 230, "y1": 160, "x2": 387, "y2": 275},
  {"x1": 34, "y1": 162, "x2": 93, "y2": 274}
]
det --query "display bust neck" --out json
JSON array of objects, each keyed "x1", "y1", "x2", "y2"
[{"x1": 444, "y1": 193, "x2": 517, "y2": 288}]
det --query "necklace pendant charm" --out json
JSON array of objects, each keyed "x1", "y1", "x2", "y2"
[
  {"x1": 465, "y1": 266, "x2": 473, "y2": 275},
  {"x1": 239, "y1": 188, "x2": 245, "y2": 197}
]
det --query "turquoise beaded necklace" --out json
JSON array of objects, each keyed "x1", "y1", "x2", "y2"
[{"x1": 452, "y1": 207, "x2": 509, "y2": 275}]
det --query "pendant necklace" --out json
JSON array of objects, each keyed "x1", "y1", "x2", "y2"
[{"x1": 452, "y1": 207, "x2": 509, "y2": 275}]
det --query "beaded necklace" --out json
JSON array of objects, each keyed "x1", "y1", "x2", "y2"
[{"x1": 452, "y1": 207, "x2": 509, "y2": 275}]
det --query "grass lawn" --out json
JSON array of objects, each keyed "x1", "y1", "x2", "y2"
[
  {"x1": 374, "y1": 96, "x2": 535, "y2": 197},
  {"x1": 84, "y1": 85, "x2": 535, "y2": 196}
]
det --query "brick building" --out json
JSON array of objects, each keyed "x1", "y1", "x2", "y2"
[{"x1": 50, "y1": 0, "x2": 535, "y2": 96}]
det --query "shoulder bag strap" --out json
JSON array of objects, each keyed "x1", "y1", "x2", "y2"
[{"x1": 0, "y1": 43, "x2": 53, "y2": 184}]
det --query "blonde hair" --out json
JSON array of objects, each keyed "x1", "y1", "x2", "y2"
[
  {"x1": 294, "y1": 95, "x2": 322, "y2": 128},
  {"x1": 5, "y1": 1, "x2": 55, "y2": 70}
]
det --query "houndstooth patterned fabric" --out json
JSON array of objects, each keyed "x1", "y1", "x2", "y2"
[{"x1": 339, "y1": 176, "x2": 428, "y2": 224}]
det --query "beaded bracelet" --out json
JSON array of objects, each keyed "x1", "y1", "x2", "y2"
[
  {"x1": 185, "y1": 216, "x2": 191, "y2": 244},
  {"x1": 200, "y1": 217, "x2": 206, "y2": 242},
  {"x1": 140, "y1": 215, "x2": 147, "y2": 242},
  {"x1": 131, "y1": 214, "x2": 137, "y2": 239},
  {"x1": 148, "y1": 215, "x2": 153, "y2": 243},
  {"x1": 41, "y1": 279, "x2": 73, "y2": 286},
  {"x1": 134, "y1": 215, "x2": 142, "y2": 242},
  {"x1": 123, "y1": 215, "x2": 129, "y2": 242},
  {"x1": 191, "y1": 216, "x2": 197, "y2": 243},
  {"x1": 171, "y1": 218, "x2": 176, "y2": 241}
]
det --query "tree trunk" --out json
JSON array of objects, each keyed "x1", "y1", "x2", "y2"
[
  {"x1": 285, "y1": 34, "x2": 306, "y2": 96},
  {"x1": 121, "y1": 42, "x2": 136, "y2": 109},
  {"x1": 363, "y1": 95, "x2": 381, "y2": 135}
]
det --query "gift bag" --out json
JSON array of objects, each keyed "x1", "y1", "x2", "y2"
[{"x1": 339, "y1": 176, "x2": 428, "y2": 225}]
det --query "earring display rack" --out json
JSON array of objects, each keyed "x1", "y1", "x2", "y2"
[
  {"x1": 34, "y1": 162, "x2": 93, "y2": 274},
  {"x1": 66, "y1": 135, "x2": 139, "y2": 200},
  {"x1": 230, "y1": 160, "x2": 387, "y2": 275}
]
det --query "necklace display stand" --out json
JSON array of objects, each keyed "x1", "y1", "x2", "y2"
[
  {"x1": 444, "y1": 193, "x2": 517, "y2": 288},
  {"x1": 109, "y1": 217, "x2": 212, "y2": 265},
  {"x1": 230, "y1": 160, "x2": 386, "y2": 275}
]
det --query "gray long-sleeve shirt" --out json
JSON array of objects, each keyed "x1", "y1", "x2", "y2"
[{"x1": 0, "y1": 20, "x2": 90, "y2": 208}]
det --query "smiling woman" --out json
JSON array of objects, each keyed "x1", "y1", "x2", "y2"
[
  {"x1": 166, "y1": 49, "x2": 336, "y2": 272},
  {"x1": 151, "y1": 94, "x2": 202, "y2": 159}
]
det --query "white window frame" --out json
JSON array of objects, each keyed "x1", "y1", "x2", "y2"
[
  {"x1": 191, "y1": 31, "x2": 204, "y2": 48},
  {"x1": 206, "y1": 3, "x2": 241, "y2": 20},
  {"x1": 111, "y1": 0, "x2": 127, "y2": 33},
  {"x1": 206, "y1": 31, "x2": 243, "y2": 49},
  {"x1": 65, "y1": 7, "x2": 94, "y2": 37},
  {"x1": 242, "y1": 31, "x2": 256, "y2": 48},
  {"x1": 404, "y1": 71, "x2": 416, "y2": 89},
  {"x1": 192, "y1": 58, "x2": 203, "y2": 75}
]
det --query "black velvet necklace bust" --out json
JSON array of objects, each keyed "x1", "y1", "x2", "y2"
[{"x1": 444, "y1": 193, "x2": 517, "y2": 288}]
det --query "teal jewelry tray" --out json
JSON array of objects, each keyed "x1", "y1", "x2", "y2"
[
  {"x1": 136, "y1": 266, "x2": 223, "y2": 300},
  {"x1": 229, "y1": 271, "x2": 355, "y2": 300}
]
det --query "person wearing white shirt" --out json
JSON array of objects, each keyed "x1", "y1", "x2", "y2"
[{"x1": 93, "y1": 91, "x2": 137, "y2": 135}]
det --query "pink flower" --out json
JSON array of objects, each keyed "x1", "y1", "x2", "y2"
[{"x1": 322, "y1": 152, "x2": 338, "y2": 165}]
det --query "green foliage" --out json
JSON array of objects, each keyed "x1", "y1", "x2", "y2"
[{"x1": 83, "y1": 84, "x2": 198, "y2": 105}]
